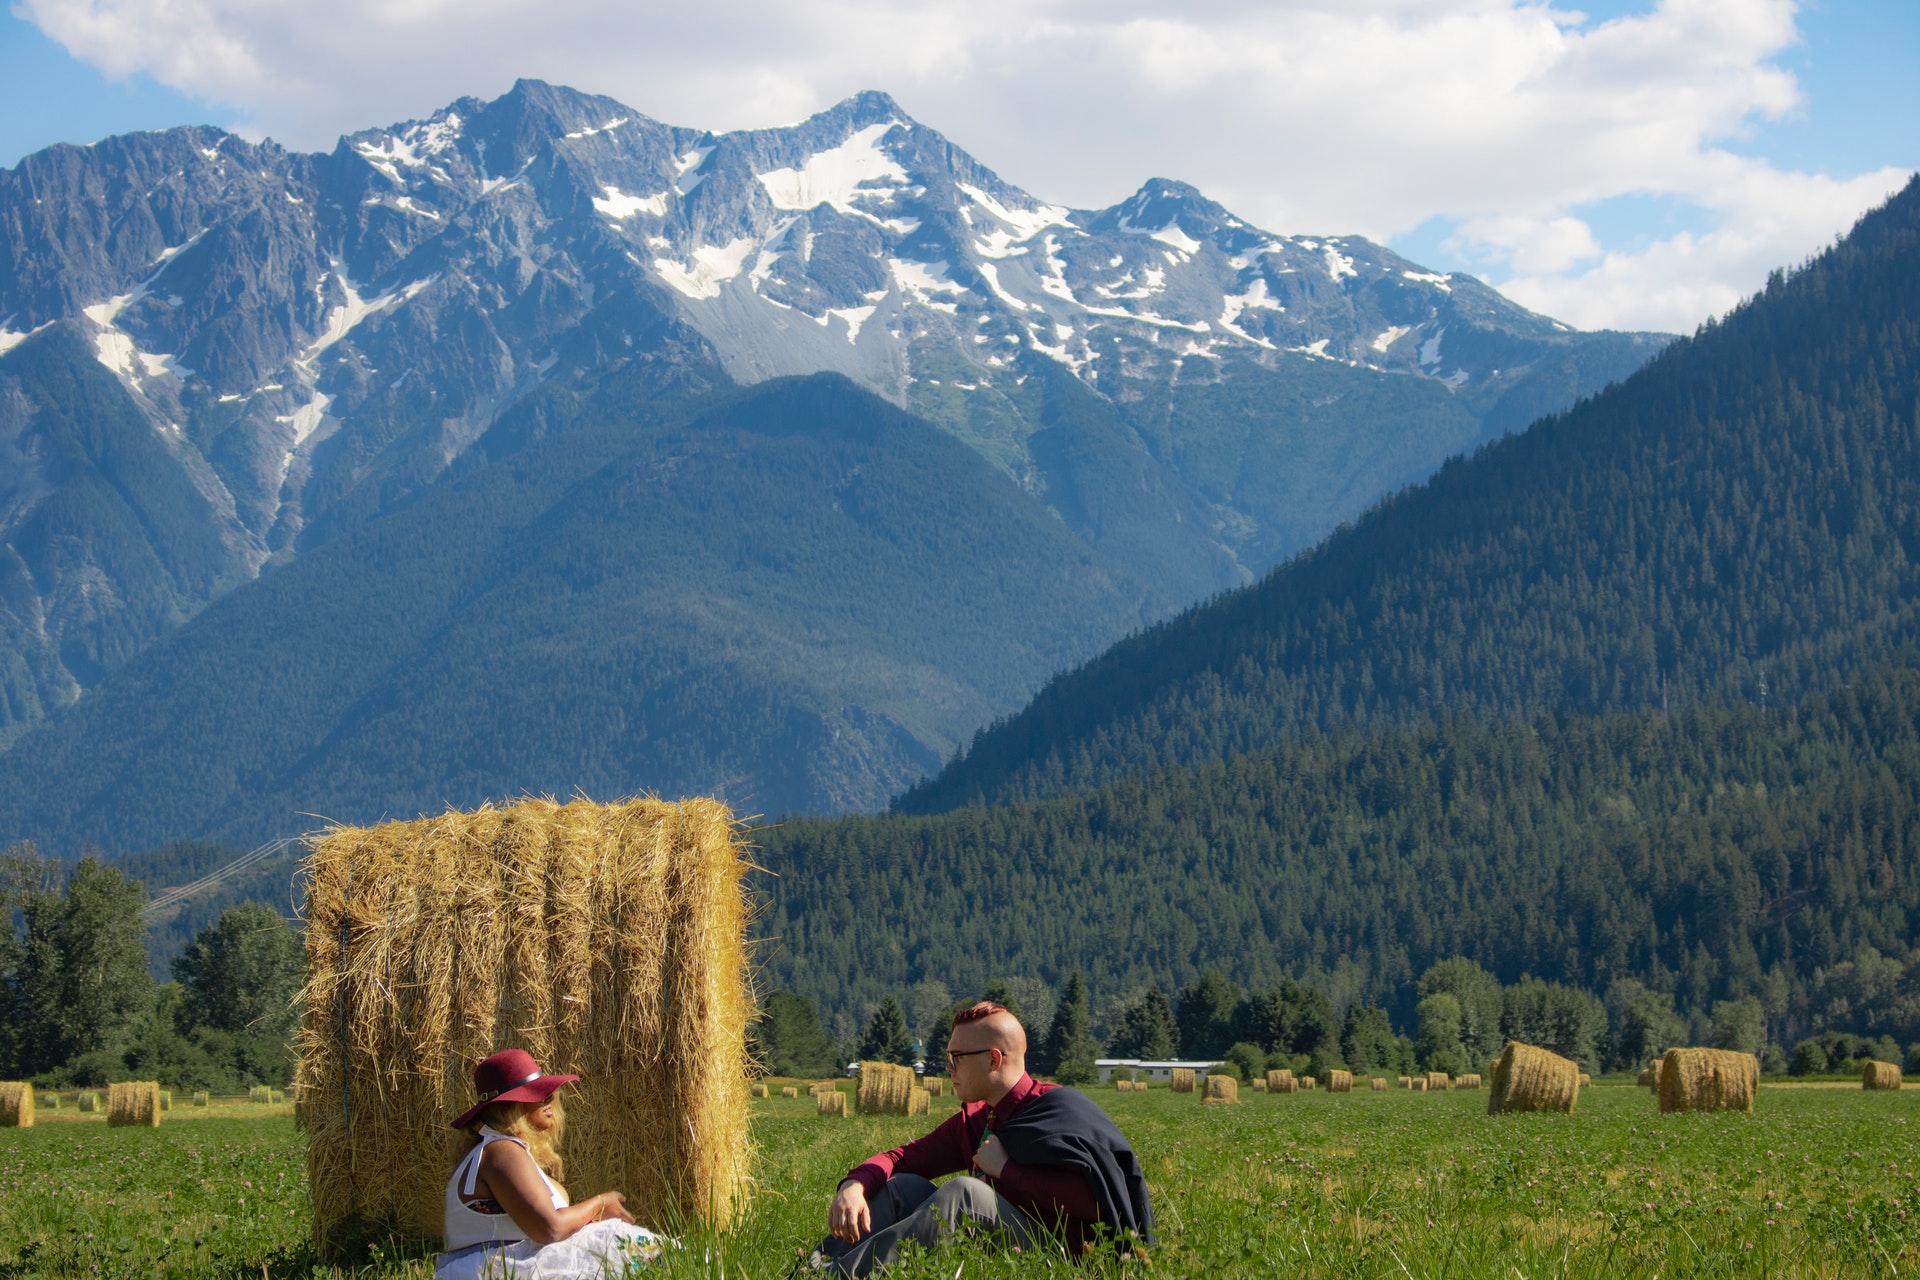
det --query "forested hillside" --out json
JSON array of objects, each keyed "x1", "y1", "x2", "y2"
[
  {"x1": 763, "y1": 667, "x2": 1920, "y2": 1047},
  {"x1": 900, "y1": 176, "x2": 1920, "y2": 813},
  {"x1": 0, "y1": 373, "x2": 1157, "y2": 851}
]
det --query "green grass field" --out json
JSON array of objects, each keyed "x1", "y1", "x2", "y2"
[{"x1": 2, "y1": 1084, "x2": 1915, "y2": 1278}]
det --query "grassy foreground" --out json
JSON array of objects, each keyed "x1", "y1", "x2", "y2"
[{"x1": 1, "y1": 1084, "x2": 1916, "y2": 1278}]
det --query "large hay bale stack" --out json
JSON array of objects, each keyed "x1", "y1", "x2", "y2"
[
  {"x1": 1864, "y1": 1061, "x2": 1903, "y2": 1090},
  {"x1": 77, "y1": 1091, "x2": 100, "y2": 1112},
  {"x1": 108, "y1": 1082, "x2": 162, "y2": 1128},
  {"x1": 1458, "y1": 1074, "x2": 1482, "y2": 1089},
  {"x1": 857, "y1": 1062, "x2": 917, "y2": 1115},
  {"x1": 1170, "y1": 1068, "x2": 1196, "y2": 1094},
  {"x1": 1370, "y1": 1077, "x2": 1387, "y2": 1091},
  {"x1": 1322, "y1": 1070, "x2": 1353, "y2": 1093},
  {"x1": 1658, "y1": 1048, "x2": 1757, "y2": 1113},
  {"x1": 1488, "y1": 1042, "x2": 1579, "y2": 1114},
  {"x1": 817, "y1": 1091, "x2": 847, "y2": 1117},
  {"x1": 296, "y1": 796, "x2": 754, "y2": 1254},
  {"x1": 1203, "y1": 1075, "x2": 1239, "y2": 1103},
  {"x1": 0, "y1": 1082, "x2": 34, "y2": 1127},
  {"x1": 1267, "y1": 1069, "x2": 1296, "y2": 1093},
  {"x1": 1427, "y1": 1072, "x2": 1450, "y2": 1091}
]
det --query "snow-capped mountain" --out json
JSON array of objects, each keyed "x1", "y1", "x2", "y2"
[{"x1": 0, "y1": 80, "x2": 1664, "y2": 746}]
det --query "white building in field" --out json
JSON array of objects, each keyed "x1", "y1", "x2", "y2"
[{"x1": 1095, "y1": 1059, "x2": 1225, "y2": 1083}]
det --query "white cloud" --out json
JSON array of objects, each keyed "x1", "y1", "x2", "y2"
[{"x1": 16, "y1": 0, "x2": 1914, "y2": 331}]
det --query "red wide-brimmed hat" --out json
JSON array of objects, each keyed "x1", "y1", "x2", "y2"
[{"x1": 449, "y1": 1048, "x2": 580, "y2": 1130}]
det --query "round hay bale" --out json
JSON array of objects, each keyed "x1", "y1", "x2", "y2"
[
  {"x1": 1410, "y1": 1077, "x2": 1427, "y2": 1092},
  {"x1": 296, "y1": 796, "x2": 755, "y2": 1253},
  {"x1": 1577, "y1": 1073, "x2": 1591, "y2": 1088},
  {"x1": 0, "y1": 1082, "x2": 35, "y2": 1128},
  {"x1": 1301, "y1": 1076, "x2": 1316, "y2": 1090},
  {"x1": 1267, "y1": 1069, "x2": 1296, "y2": 1093},
  {"x1": 781, "y1": 1086, "x2": 799, "y2": 1098},
  {"x1": 924, "y1": 1077, "x2": 946, "y2": 1097},
  {"x1": 1202, "y1": 1074, "x2": 1239, "y2": 1103},
  {"x1": 1637, "y1": 1061, "x2": 1659, "y2": 1089},
  {"x1": 107, "y1": 1081, "x2": 162, "y2": 1128},
  {"x1": 1457, "y1": 1074, "x2": 1482, "y2": 1089},
  {"x1": 1250, "y1": 1077, "x2": 1267, "y2": 1091},
  {"x1": 857, "y1": 1062, "x2": 917, "y2": 1115},
  {"x1": 1487, "y1": 1042, "x2": 1579, "y2": 1114},
  {"x1": 1170, "y1": 1068, "x2": 1196, "y2": 1094},
  {"x1": 248, "y1": 1085, "x2": 272, "y2": 1105},
  {"x1": 816, "y1": 1090, "x2": 847, "y2": 1117},
  {"x1": 1864, "y1": 1061, "x2": 1903, "y2": 1090},
  {"x1": 1115, "y1": 1079, "x2": 1132, "y2": 1092},
  {"x1": 1427, "y1": 1072, "x2": 1451, "y2": 1091},
  {"x1": 908, "y1": 1087, "x2": 930, "y2": 1116},
  {"x1": 39, "y1": 1091, "x2": 59, "y2": 1111},
  {"x1": 1658, "y1": 1048, "x2": 1757, "y2": 1113},
  {"x1": 77, "y1": 1091, "x2": 100, "y2": 1113},
  {"x1": 1321, "y1": 1070, "x2": 1353, "y2": 1093},
  {"x1": 1370, "y1": 1077, "x2": 1387, "y2": 1091},
  {"x1": 192, "y1": 1091, "x2": 210, "y2": 1107},
  {"x1": 1397, "y1": 1076, "x2": 1411, "y2": 1089},
  {"x1": 750, "y1": 1082, "x2": 769, "y2": 1098}
]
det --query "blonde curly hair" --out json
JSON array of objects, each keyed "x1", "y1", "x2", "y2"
[{"x1": 457, "y1": 1095, "x2": 567, "y2": 1186}]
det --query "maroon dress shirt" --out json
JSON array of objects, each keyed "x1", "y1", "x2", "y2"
[{"x1": 843, "y1": 1074, "x2": 1103, "y2": 1250}]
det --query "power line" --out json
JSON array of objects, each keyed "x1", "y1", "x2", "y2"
[{"x1": 139, "y1": 835, "x2": 302, "y2": 920}]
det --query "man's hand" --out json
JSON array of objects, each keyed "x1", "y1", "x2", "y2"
[
  {"x1": 829, "y1": 1180, "x2": 871, "y2": 1242},
  {"x1": 972, "y1": 1133, "x2": 1009, "y2": 1179}
]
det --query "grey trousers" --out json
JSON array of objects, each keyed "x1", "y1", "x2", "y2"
[{"x1": 817, "y1": 1175, "x2": 1040, "y2": 1277}]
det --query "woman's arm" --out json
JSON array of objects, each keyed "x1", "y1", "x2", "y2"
[{"x1": 476, "y1": 1141, "x2": 636, "y2": 1245}]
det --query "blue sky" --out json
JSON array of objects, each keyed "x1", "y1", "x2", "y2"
[{"x1": 2, "y1": 0, "x2": 1912, "y2": 333}]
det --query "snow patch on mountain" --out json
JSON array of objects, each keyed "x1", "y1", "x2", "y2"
[
  {"x1": 758, "y1": 123, "x2": 907, "y2": 214},
  {"x1": 1371, "y1": 325, "x2": 1411, "y2": 353},
  {"x1": 594, "y1": 186, "x2": 668, "y2": 220},
  {"x1": 889, "y1": 259, "x2": 966, "y2": 314},
  {"x1": 653, "y1": 239, "x2": 759, "y2": 299}
]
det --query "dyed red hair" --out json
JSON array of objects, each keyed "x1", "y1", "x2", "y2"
[{"x1": 951, "y1": 1000, "x2": 1012, "y2": 1029}]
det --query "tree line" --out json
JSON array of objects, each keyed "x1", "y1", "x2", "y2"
[{"x1": 0, "y1": 845, "x2": 301, "y2": 1090}]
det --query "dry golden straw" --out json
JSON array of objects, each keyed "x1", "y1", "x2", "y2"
[
  {"x1": 159, "y1": 1091, "x2": 173, "y2": 1112},
  {"x1": 750, "y1": 1083, "x2": 769, "y2": 1098},
  {"x1": 857, "y1": 1062, "x2": 917, "y2": 1115},
  {"x1": 1301, "y1": 1077, "x2": 1316, "y2": 1091},
  {"x1": 1638, "y1": 1062, "x2": 1659, "y2": 1088},
  {"x1": 1398, "y1": 1076, "x2": 1411, "y2": 1089},
  {"x1": 1267, "y1": 1069, "x2": 1295, "y2": 1093},
  {"x1": 0, "y1": 1082, "x2": 34, "y2": 1128},
  {"x1": 1115, "y1": 1080, "x2": 1132, "y2": 1092},
  {"x1": 296, "y1": 796, "x2": 755, "y2": 1255},
  {"x1": 1657, "y1": 1048, "x2": 1757, "y2": 1113},
  {"x1": 1321, "y1": 1070, "x2": 1353, "y2": 1093},
  {"x1": 193, "y1": 1092, "x2": 210, "y2": 1107},
  {"x1": 781, "y1": 1087, "x2": 799, "y2": 1099},
  {"x1": 908, "y1": 1087, "x2": 930, "y2": 1117},
  {"x1": 817, "y1": 1091, "x2": 847, "y2": 1118},
  {"x1": 1864, "y1": 1061, "x2": 1903, "y2": 1090},
  {"x1": 1202, "y1": 1075, "x2": 1239, "y2": 1103},
  {"x1": 1250, "y1": 1077, "x2": 1267, "y2": 1091},
  {"x1": 1370, "y1": 1078, "x2": 1387, "y2": 1091},
  {"x1": 1488, "y1": 1042, "x2": 1579, "y2": 1114},
  {"x1": 924, "y1": 1077, "x2": 945, "y2": 1097},
  {"x1": 1457, "y1": 1074, "x2": 1482, "y2": 1089},
  {"x1": 1427, "y1": 1072, "x2": 1450, "y2": 1091},
  {"x1": 1170, "y1": 1068, "x2": 1196, "y2": 1094},
  {"x1": 1578, "y1": 1073, "x2": 1592, "y2": 1087},
  {"x1": 108, "y1": 1082, "x2": 162, "y2": 1128},
  {"x1": 1410, "y1": 1078, "x2": 1427, "y2": 1092},
  {"x1": 249, "y1": 1085, "x2": 272, "y2": 1104}
]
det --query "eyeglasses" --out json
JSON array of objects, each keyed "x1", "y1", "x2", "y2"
[{"x1": 947, "y1": 1047, "x2": 994, "y2": 1067}]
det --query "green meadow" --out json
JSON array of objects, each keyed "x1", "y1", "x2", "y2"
[{"x1": 1, "y1": 1084, "x2": 1915, "y2": 1279}]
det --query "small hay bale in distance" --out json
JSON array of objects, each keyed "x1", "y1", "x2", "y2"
[
  {"x1": 1637, "y1": 1061, "x2": 1659, "y2": 1089},
  {"x1": 1457, "y1": 1073, "x2": 1482, "y2": 1089},
  {"x1": 1250, "y1": 1077, "x2": 1267, "y2": 1091},
  {"x1": 107, "y1": 1082, "x2": 162, "y2": 1128},
  {"x1": 39, "y1": 1091, "x2": 59, "y2": 1111},
  {"x1": 249, "y1": 1085, "x2": 272, "y2": 1104},
  {"x1": 1658, "y1": 1048, "x2": 1757, "y2": 1113},
  {"x1": 1301, "y1": 1076, "x2": 1316, "y2": 1090},
  {"x1": 1487, "y1": 1042, "x2": 1579, "y2": 1114},
  {"x1": 1170, "y1": 1068, "x2": 1196, "y2": 1094},
  {"x1": 908, "y1": 1087, "x2": 930, "y2": 1116},
  {"x1": 1370, "y1": 1077, "x2": 1387, "y2": 1091},
  {"x1": 924, "y1": 1077, "x2": 945, "y2": 1097},
  {"x1": 159, "y1": 1091, "x2": 173, "y2": 1111},
  {"x1": 0, "y1": 1082, "x2": 35, "y2": 1128},
  {"x1": 781, "y1": 1086, "x2": 799, "y2": 1099},
  {"x1": 750, "y1": 1083, "x2": 769, "y2": 1098},
  {"x1": 1321, "y1": 1070, "x2": 1353, "y2": 1093},
  {"x1": 193, "y1": 1091, "x2": 210, "y2": 1107},
  {"x1": 1427, "y1": 1072, "x2": 1450, "y2": 1091},
  {"x1": 858, "y1": 1062, "x2": 917, "y2": 1115},
  {"x1": 1410, "y1": 1078, "x2": 1427, "y2": 1092},
  {"x1": 1267, "y1": 1069, "x2": 1295, "y2": 1093},
  {"x1": 1397, "y1": 1076, "x2": 1411, "y2": 1089},
  {"x1": 817, "y1": 1090, "x2": 847, "y2": 1117},
  {"x1": 77, "y1": 1091, "x2": 100, "y2": 1112},
  {"x1": 1115, "y1": 1079, "x2": 1132, "y2": 1092},
  {"x1": 1864, "y1": 1061, "x2": 1903, "y2": 1090},
  {"x1": 1203, "y1": 1075, "x2": 1239, "y2": 1103},
  {"x1": 295, "y1": 796, "x2": 755, "y2": 1254},
  {"x1": 1577, "y1": 1073, "x2": 1592, "y2": 1087}
]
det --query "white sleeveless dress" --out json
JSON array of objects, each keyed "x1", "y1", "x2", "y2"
[{"x1": 436, "y1": 1127, "x2": 666, "y2": 1279}]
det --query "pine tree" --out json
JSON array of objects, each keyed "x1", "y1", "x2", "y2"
[
  {"x1": 1107, "y1": 987, "x2": 1177, "y2": 1059},
  {"x1": 855, "y1": 996, "x2": 914, "y2": 1066},
  {"x1": 1041, "y1": 972, "x2": 1097, "y2": 1083}
]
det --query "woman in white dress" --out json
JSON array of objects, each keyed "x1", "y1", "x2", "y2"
[{"x1": 438, "y1": 1049, "x2": 667, "y2": 1279}]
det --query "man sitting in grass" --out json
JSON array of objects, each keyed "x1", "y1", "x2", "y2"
[{"x1": 812, "y1": 1001, "x2": 1153, "y2": 1275}]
